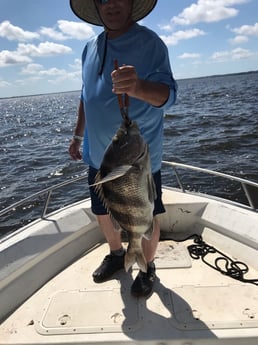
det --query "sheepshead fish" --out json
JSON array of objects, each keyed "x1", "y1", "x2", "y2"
[{"x1": 93, "y1": 119, "x2": 157, "y2": 273}]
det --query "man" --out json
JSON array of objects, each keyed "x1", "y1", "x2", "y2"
[{"x1": 69, "y1": 0, "x2": 177, "y2": 297}]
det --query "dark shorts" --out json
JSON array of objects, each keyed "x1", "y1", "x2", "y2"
[{"x1": 88, "y1": 166, "x2": 165, "y2": 216}]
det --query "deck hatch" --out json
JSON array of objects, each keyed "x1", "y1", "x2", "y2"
[
  {"x1": 36, "y1": 288, "x2": 142, "y2": 335},
  {"x1": 170, "y1": 285, "x2": 258, "y2": 330},
  {"x1": 155, "y1": 241, "x2": 192, "y2": 269}
]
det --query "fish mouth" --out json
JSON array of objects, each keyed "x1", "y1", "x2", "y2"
[{"x1": 113, "y1": 127, "x2": 127, "y2": 142}]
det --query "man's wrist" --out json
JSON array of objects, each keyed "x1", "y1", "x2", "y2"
[{"x1": 73, "y1": 134, "x2": 84, "y2": 141}]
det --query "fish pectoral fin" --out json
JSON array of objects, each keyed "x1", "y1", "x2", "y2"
[
  {"x1": 124, "y1": 250, "x2": 147, "y2": 273},
  {"x1": 89, "y1": 165, "x2": 133, "y2": 187}
]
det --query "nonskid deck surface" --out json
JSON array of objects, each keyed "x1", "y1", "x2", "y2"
[{"x1": 1, "y1": 240, "x2": 258, "y2": 343}]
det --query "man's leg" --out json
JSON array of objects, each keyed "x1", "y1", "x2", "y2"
[
  {"x1": 97, "y1": 214, "x2": 122, "y2": 251},
  {"x1": 89, "y1": 166, "x2": 125, "y2": 282},
  {"x1": 92, "y1": 214, "x2": 125, "y2": 283}
]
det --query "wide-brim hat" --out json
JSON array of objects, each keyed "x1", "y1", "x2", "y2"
[{"x1": 70, "y1": 0, "x2": 157, "y2": 26}]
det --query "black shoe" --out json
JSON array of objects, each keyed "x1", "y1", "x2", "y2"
[
  {"x1": 93, "y1": 253, "x2": 125, "y2": 283},
  {"x1": 131, "y1": 263, "x2": 156, "y2": 297}
]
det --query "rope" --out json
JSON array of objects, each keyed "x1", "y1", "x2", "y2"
[{"x1": 186, "y1": 234, "x2": 258, "y2": 286}]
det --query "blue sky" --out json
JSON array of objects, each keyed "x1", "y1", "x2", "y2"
[{"x1": 0, "y1": 0, "x2": 257, "y2": 98}]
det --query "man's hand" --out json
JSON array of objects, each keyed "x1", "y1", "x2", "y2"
[
  {"x1": 69, "y1": 140, "x2": 82, "y2": 160},
  {"x1": 111, "y1": 65, "x2": 169, "y2": 107},
  {"x1": 111, "y1": 65, "x2": 139, "y2": 97}
]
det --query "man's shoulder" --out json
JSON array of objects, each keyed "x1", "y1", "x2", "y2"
[
  {"x1": 135, "y1": 23, "x2": 159, "y2": 39},
  {"x1": 134, "y1": 23, "x2": 166, "y2": 50},
  {"x1": 88, "y1": 31, "x2": 105, "y2": 45},
  {"x1": 135, "y1": 23, "x2": 164, "y2": 45},
  {"x1": 82, "y1": 32, "x2": 105, "y2": 61}
]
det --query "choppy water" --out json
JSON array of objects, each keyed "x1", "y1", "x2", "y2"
[{"x1": 1, "y1": 71, "x2": 258, "y2": 235}]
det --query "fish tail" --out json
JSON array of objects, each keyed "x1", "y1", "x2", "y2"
[{"x1": 124, "y1": 249, "x2": 147, "y2": 273}]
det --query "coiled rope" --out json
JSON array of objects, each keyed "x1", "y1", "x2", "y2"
[{"x1": 184, "y1": 234, "x2": 258, "y2": 286}]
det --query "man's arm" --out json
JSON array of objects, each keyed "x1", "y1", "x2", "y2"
[
  {"x1": 73, "y1": 100, "x2": 85, "y2": 137},
  {"x1": 69, "y1": 100, "x2": 85, "y2": 161}
]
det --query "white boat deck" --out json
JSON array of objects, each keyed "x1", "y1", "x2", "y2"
[
  {"x1": 1, "y1": 240, "x2": 258, "y2": 344},
  {"x1": 0, "y1": 187, "x2": 258, "y2": 344}
]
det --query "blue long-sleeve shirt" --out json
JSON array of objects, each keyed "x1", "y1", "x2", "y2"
[{"x1": 81, "y1": 23, "x2": 177, "y2": 173}]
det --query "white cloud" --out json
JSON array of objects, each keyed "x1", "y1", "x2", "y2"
[
  {"x1": 38, "y1": 67, "x2": 67, "y2": 77},
  {"x1": 16, "y1": 76, "x2": 43, "y2": 85},
  {"x1": 228, "y1": 23, "x2": 258, "y2": 46},
  {"x1": 211, "y1": 47, "x2": 254, "y2": 61},
  {"x1": 160, "y1": 28, "x2": 205, "y2": 46},
  {"x1": 69, "y1": 58, "x2": 81, "y2": 69},
  {"x1": 57, "y1": 20, "x2": 95, "y2": 40},
  {"x1": 17, "y1": 42, "x2": 72, "y2": 57},
  {"x1": 20, "y1": 61, "x2": 81, "y2": 83},
  {"x1": 0, "y1": 79, "x2": 11, "y2": 88},
  {"x1": 20, "y1": 63, "x2": 43, "y2": 74},
  {"x1": 158, "y1": 23, "x2": 173, "y2": 32},
  {"x1": 171, "y1": 0, "x2": 248, "y2": 26},
  {"x1": 39, "y1": 27, "x2": 68, "y2": 41},
  {"x1": 229, "y1": 35, "x2": 249, "y2": 44},
  {"x1": 0, "y1": 19, "x2": 95, "y2": 43},
  {"x1": 178, "y1": 53, "x2": 201, "y2": 59},
  {"x1": 40, "y1": 20, "x2": 95, "y2": 41},
  {"x1": 0, "y1": 50, "x2": 32, "y2": 67},
  {"x1": 231, "y1": 47, "x2": 254, "y2": 59},
  {"x1": 231, "y1": 22, "x2": 258, "y2": 36},
  {"x1": 0, "y1": 42, "x2": 72, "y2": 68},
  {"x1": 48, "y1": 70, "x2": 81, "y2": 85},
  {"x1": 0, "y1": 20, "x2": 39, "y2": 41}
]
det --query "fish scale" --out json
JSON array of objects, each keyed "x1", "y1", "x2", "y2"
[{"x1": 103, "y1": 175, "x2": 153, "y2": 230}]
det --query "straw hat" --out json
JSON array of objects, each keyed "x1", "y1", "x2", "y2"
[{"x1": 70, "y1": 0, "x2": 157, "y2": 26}]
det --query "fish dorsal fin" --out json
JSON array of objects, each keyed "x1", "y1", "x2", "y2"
[{"x1": 89, "y1": 165, "x2": 132, "y2": 187}]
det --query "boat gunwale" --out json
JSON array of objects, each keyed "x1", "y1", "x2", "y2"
[{"x1": 0, "y1": 161, "x2": 257, "y2": 241}]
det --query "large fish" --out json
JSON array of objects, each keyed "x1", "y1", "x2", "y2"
[{"x1": 93, "y1": 119, "x2": 157, "y2": 273}]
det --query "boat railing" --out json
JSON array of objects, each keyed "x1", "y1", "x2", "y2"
[
  {"x1": 162, "y1": 161, "x2": 258, "y2": 211},
  {"x1": 0, "y1": 172, "x2": 89, "y2": 220},
  {"x1": 0, "y1": 162, "x2": 258, "y2": 223}
]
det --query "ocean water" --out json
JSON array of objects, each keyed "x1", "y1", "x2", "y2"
[{"x1": 1, "y1": 71, "x2": 258, "y2": 234}]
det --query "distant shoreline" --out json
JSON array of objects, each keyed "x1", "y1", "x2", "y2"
[
  {"x1": 1, "y1": 70, "x2": 257, "y2": 100},
  {"x1": 177, "y1": 70, "x2": 258, "y2": 82}
]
